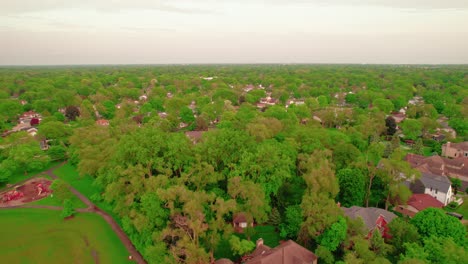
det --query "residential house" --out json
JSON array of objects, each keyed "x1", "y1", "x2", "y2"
[
  {"x1": 138, "y1": 95, "x2": 148, "y2": 101},
  {"x1": 342, "y1": 206, "x2": 397, "y2": 239},
  {"x1": 158, "y1": 112, "x2": 168, "y2": 119},
  {"x1": 27, "y1": 127, "x2": 38, "y2": 137},
  {"x1": 390, "y1": 112, "x2": 406, "y2": 124},
  {"x1": 243, "y1": 239, "x2": 318, "y2": 264},
  {"x1": 259, "y1": 96, "x2": 278, "y2": 106},
  {"x1": 232, "y1": 212, "x2": 253, "y2": 233},
  {"x1": 40, "y1": 140, "x2": 49, "y2": 151},
  {"x1": 244, "y1": 84, "x2": 255, "y2": 92},
  {"x1": 167, "y1": 92, "x2": 173, "y2": 98},
  {"x1": 405, "y1": 172, "x2": 453, "y2": 206},
  {"x1": 285, "y1": 99, "x2": 305, "y2": 108},
  {"x1": 442, "y1": 142, "x2": 468, "y2": 159},
  {"x1": 405, "y1": 153, "x2": 468, "y2": 194},
  {"x1": 96, "y1": 119, "x2": 110, "y2": 126},
  {"x1": 395, "y1": 193, "x2": 444, "y2": 217},
  {"x1": 185, "y1": 131, "x2": 204, "y2": 144}
]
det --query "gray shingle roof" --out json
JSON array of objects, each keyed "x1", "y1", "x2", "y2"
[
  {"x1": 342, "y1": 206, "x2": 397, "y2": 231},
  {"x1": 418, "y1": 172, "x2": 451, "y2": 193}
]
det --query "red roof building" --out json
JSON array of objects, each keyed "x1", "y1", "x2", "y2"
[{"x1": 396, "y1": 194, "x2": 444, "y2": 217}]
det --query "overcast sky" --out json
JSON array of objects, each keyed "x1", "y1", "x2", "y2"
[{"x1": 1, "y1": 0, "x2": 467, "y2": 65}]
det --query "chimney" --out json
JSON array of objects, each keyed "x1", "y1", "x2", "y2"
[{"x1": 256, "y1": 238, "x2": 264, "y2": 248}]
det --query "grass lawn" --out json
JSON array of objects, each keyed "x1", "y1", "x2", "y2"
[
  {"x1": 445, "y1": 199, "x2": 468, "y2": 219},
  {"x1": 0, "y1": 208, "x2": 130, "y2": 264},
  {"x1": 54, "y1": 164, "x2": 121, "y2": 223},
  {"x1": 0, "y1": 161, "x2": 62, "y2": 190},
  {"x1": 30, "y1": 193, "x2": 87, "y2": 208},
  {"x1": 214, "y1": 225, "x2": 281, "y2": 260}
]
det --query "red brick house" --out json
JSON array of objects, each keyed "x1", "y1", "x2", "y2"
[{"x1": 342, "y1": 206, "x2": 397, "y2": 239}]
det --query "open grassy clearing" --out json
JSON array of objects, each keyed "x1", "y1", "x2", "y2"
[
  {"x1": 0, "y1": 208, "x2": 130, "y2": 264},
  {"x1": 54, "y1": 164, "x2": 121, "y2": 223},
  {"x1": 30, "y1": 193, "x2": 87, "y2": 208}
]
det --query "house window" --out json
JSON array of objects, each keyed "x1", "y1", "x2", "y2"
[
  {"x1": 435, "y1": 189, "x2": 438, "y2": 194},
  {"x1": 464, "y1": 152, "x2": 468, "y2": 157},
  {"x1": 430, "y1": 187, "x2": 433, "y2": 192}
]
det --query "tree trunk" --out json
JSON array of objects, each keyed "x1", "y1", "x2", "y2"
[{"x1": 366, "y1": 173, "x2": 374, "y2": 207}]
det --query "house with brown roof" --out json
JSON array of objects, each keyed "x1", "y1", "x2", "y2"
[
  {"x1": 96, "y1": 119, "x2": 110, "y2": 126},
  {"x1": 232, "y1": 212, "x2": 253, "y2": 233},
  {"x1": 342, "y1": 206, "x2": 397, "y2": 239},
  {"x1": 243, "y1": 239, "x2": 318, "y2": 264},
  {"x1": 395, "y1": 193, "x2": 444, "y2": 217},
  {"x1": 405, "y1": 153, "x2": 468, "y2": 194},
  {"x1": 442, "y1": 142, "x2": 468, "y2": 159}
]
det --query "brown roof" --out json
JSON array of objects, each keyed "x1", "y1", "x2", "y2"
[
  {"x1": 185, "y1": 131, "x2": 204, "y2": 143},
  {"x1": 407, "y1": 194, "x2": 444, "y2": 211},
  {"x1": 233, "y1": 213, "x2": 248, "y2": 224},
  {"x1": 448, "y1": 142, "x2": 468, "y2": 151},
  {"x1": 405, "y1": 153, "x2": 468, "y2": 186},
  {"x1": 245, "y1": 240, "x2": 318, "y2": 264},
  {"x1": 214, "y1": 258, "x2": 234, "y2": 264}
]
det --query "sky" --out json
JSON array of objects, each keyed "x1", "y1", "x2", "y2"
[{"x1": 1, "y1": 0, "x2": 467, "y2": 65}]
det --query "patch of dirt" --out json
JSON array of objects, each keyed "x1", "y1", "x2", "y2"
[
  {"x1": 91, "y1": 249, "x2": 100, "y2": 264},
  {"x1": 0, "y1": 178, "x2": 52, "y2": 207}
]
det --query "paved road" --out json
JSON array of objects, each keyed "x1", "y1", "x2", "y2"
[{"x1": 3, "y1": 162, "x2": 147, "y2": 264}]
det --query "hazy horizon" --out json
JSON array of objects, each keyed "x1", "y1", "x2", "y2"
[{"x1": 1, "y1": 0, "x2": 468, "y2": 65}]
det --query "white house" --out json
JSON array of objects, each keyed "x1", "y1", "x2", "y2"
[{"x1": 407, "y1": 172, "x2": 453, "y2": 206}]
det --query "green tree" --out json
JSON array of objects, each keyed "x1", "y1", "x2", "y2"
[
  {"x1": 65, "y1": 105, "x2": 80, "y2": 121},
  {"x1": 385, "y1": 116, "x2": 397, "y2": 136},
  {"x1": 337, "y1": 168, "x2": 365, "y2": 207},
  {"x1": 50, "y1": 179, "x2": 73, "y2": 202},
  {"x1": 412, "y1": 138, "x2": 424, "y2": 155},
  {"x1": 61, "y1": 199, "x2": 75, "y2": 218},
  {"x1": 279, "y1": 205, "x2": 302, "y2": 239},
  {"x1": 317, "y1": 217, "x2": 347, "y2": 252},
  {"x1": 387, "y1": 218, "x2": 420, "y2": 256},
  {"x1": 400, "y1": 119, "x2": 422, "y2": 140},
  {"x1": 450, "y1": 177, "x2": 462, "y2": 194},
  {"x1": 267, "y1": 207, "x2": 281, "y2": 227},
  {"x1": 410, "y1": 208, "x2": 466, "y2": 246},
  {"x1": 298, "y1": 150, "x2": 342, "y2": 244},
  {"x1": 229, "y1": 236, "x2": 255, "y2": 257}
]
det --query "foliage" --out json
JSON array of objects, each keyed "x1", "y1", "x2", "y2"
[
  {"x1": 337, "y1": 168, "x2": 365, "y2": 207},
  {"x1": 279, "y1": 205, "x2": 302, "y2": 239},
  {"x1": 228, "y1": 236, "x2": 255, "y2": 257},
  {"x1": 61, "y1": 199, "x2": 75, "y2": 218},
  {"x1": 410, "y1": 208, "x2": 466, "y2": 246},
  {"x1": 65, "y1": 106, "x2": 80, "y2": 121},
  {"x1": 267, "y1": 207, "x2": 281, "y2": 227},
  {"x1": 317, "y1": 217, "x2": 347, "y2": 252},
  {"x1": 50, "y1": 179, "x2": 73, "y2": 202}
]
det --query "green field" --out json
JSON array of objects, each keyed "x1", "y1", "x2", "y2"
[
  {"x1": 30, "y1": 193, "x2": 87, "y2": 208},
  {"x1": 0, "y1": 208, "x2": 130, "y2": 264},
  {"x1": 54, "y1": 164, "x2": 121, "y2": 223}
]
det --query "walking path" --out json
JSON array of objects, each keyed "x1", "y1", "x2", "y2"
[{"x1": 2, "y1": 162, "x2": 146, "y2": 264}]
